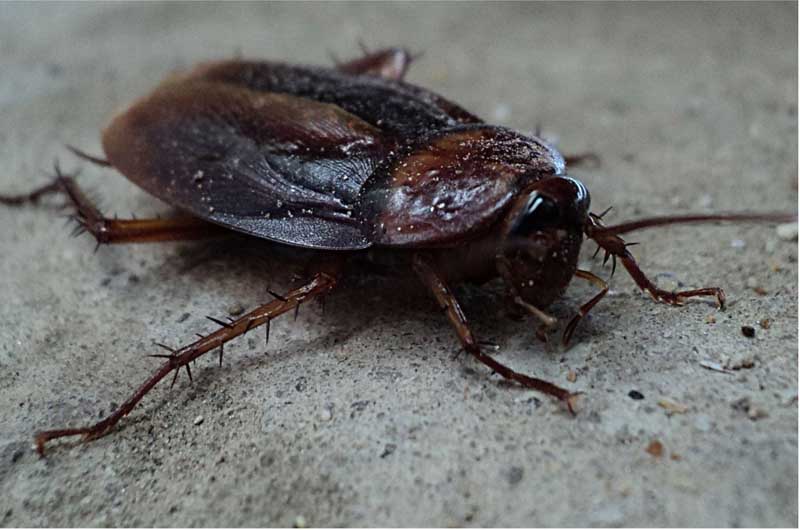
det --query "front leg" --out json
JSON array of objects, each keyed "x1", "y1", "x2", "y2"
[
  {"x1": 589, "y1": 220, "x2": 725, "y2": 308},
  {"x1": 412, "y1": 254, "x2": 579, "y2": 413}
]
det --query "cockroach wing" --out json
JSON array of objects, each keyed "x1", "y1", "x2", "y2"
[
  {"x1": 102, "y1": 80, "x2": 388, "y2": 249},
  {"x1": 362, "y1": 126, "x2": 566, "y2": 247},
  {"x1": 179, "y1": 60, "x2": 482, "y2": 135}
]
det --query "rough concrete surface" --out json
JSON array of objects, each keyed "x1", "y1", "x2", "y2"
[{"x1": 0, "y1": 2, "x2": 797, "y2": 527}]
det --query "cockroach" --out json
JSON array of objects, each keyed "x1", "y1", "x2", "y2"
[{"x1": 2, "y1": 47, "x2": 793, "y2": 455}]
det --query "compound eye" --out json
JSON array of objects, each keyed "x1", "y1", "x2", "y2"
[{"x1": 510, "y1": 193, "x2": 560, "y2": 236}]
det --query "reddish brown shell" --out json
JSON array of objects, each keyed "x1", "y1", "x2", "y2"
[
  {"x1": 101, "y1": 60, "x2": 565, "y2": 250},
  {"x1": 103, "y1": 79, "x2": 387, "y2": 249},
  {"x1": 363, "y1": 126, "x2": 565, "y2": 247}
]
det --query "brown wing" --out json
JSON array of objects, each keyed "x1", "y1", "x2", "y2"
[
  {"x1": 102, "y1": 80, "x2": 387, "y2": 249},
  {"x1": 362, "y1": 126, "x2": 566, "y2": 247},
  {"x1": 178, "y1": 60, "x2": 482, "y2": 135}
]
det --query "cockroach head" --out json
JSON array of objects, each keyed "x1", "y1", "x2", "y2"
[{"x1": 497, "y1": 176, "x2": 590, "y2": 308}]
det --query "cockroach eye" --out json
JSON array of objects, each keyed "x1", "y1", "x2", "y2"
[{"x1": 509, "y1": 193, "x2": 560, "y2": 236}]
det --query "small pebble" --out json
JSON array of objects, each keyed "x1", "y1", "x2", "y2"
[
  {"x1": 508, "y1": 466, "x2": 524, "y2": 485},
  {"x1": 380, "y1": 443, "x2": 397, "y2": 458},
  {"x1": 566, "y1": 370, "x2": 577, "y2": 383},
  {"x1": 645, "y1": 440, "x2": 663, "y2": 458},
  {"x1": 227, "y1": 302, "x2": 245, "y2": 316},
  {"x1": 293, "y1": 515, "x2": 307, "y2": 528},
  {"x1": 177, "y1": 312, "x2": 190, "y2": 323},
  {"x1": 759, "y1": 318, "x2": 771, "y2": 329},
  {"x1": 730, "y1": 239, "x2": 746, "y2": 249},
  {"x1": 704, "y1": 314, "x2": 716, "y2": 324},
  {"x1": 732, "y1": 396, "x2": 768, "y2": 420},
  {"x1": 776, "y1": 222, "x2": 798, "y2": 241},
  {"x1": 741, "y1": 325, "x2": 756, "y2": 338},
  {"x1": 753, "y1": 286, "x2": 768, "y2": 296},
  {"x1": 657, "y1": 399, "x2": 688, "y2": 415},
  {"x1": 628, "y1": 390, "x2": 645, "y2": 400},
  {"x1": 319, "y1": 405, "x2": 333, "y2": 422},
  {"x1": 193, "y1": 415, "x2": 204, "y2": 426},
  {"x1": 731, "y1": 396, "x2": 751, "y2": 412},
  {"x1": 725, "y1": 353, "x2": 755, "y2": 370},
  {"x1": 745, "y1": 276, "x2": 759, "y2": 289}
]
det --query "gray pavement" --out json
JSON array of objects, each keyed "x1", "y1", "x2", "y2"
[{"x1": 0, "y1": 2, "x2": 797, "y2": 527}]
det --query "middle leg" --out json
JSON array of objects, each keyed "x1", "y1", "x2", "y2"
[
  {"x1": 413, "y1": 254, "x2": 579, "y2": 412},
  {"x1": 589, "y1": 221, "x2": 725, "y2": 308}
]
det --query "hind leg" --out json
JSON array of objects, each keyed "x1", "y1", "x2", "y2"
[
  {"x1": 1, "y1": 165, "x2": 225, "y2": 245},
  {"x1": 34, "y1": 270, "x2": 338, "y2": 454}
]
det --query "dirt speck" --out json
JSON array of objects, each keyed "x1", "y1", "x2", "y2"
[
  {"x1": 658, "y1": 399, "x2": 689, "y2": 415},
  {"x1": 646, "y1": 440, "x2": 664, "y2": 458},
  {"x1": 227, "y1": 302, "x2": 245, "y2": 316}
]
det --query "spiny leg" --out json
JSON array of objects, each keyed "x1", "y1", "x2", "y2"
[
  {"x1": 619, "y1": 252, "x2": 725, "y2": 307},
  {"x1": 0, "y1": 180, "x2": 62, "y2": 206},
  {"x1": 1, "y1": 165, "x2": 225, "y2": 244},
  {"x1": 334, "y1": 45, "x2": 417, "y2": 81},
  {"x1": 34, "y1": 272, "x2": 337, "y2": 455},
  {"x1": 413, "y1": 254, "x2": 579, "y2": 413},
  {"x1": 563, "y1": 270, "x2": 609, "y2": 346},
  {"x1": 589, "y1": 219, "x2": 725, "y2": 308}
]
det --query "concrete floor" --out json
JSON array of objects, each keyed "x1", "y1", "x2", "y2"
[{"x1": 0, "y1": 2, "x2": 797, "y2": 527}]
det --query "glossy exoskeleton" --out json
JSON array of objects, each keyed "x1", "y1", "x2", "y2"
[{"x1": 1, "y1": 47, "x2": 791, "y2": 454}]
